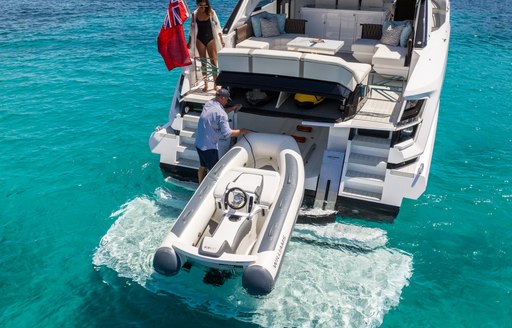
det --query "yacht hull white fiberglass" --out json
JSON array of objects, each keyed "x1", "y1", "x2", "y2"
[{"x1": 149, "y1": 0, "x2": 450, "y2": 220}]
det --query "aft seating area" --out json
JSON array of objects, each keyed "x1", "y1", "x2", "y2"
[
  {"x1": 211, "y1": 5, "x2": 414, "y2": 125},
  {"x1": 234, "y1": 17, "x2": 307, "y2": 51},
  {"x1": 233, "y1": 7, "x2": 413, "y2": 79},
  {"x1": 351, "y1": 23, "x2": 414, "y2": 78}
]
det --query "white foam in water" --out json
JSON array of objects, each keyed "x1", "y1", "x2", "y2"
[
  {"x1": 153, "y1": 187, "x2": 189, "y2": 209},
  {"x1": 293, "y1": 223, "x2": 388, "y2": 251},
  {"x1": 93, "y1": 194, "x2": 413, "y2": 327},
  {"x1": 164, "y1": 176, "x2": 198, "y2": 191},
  {"x1": 94, "y1": 197, "x2": 169, "y2": 285},
  {"x1": 299, "y1": 206, "x2": 337, "y2": 218}
]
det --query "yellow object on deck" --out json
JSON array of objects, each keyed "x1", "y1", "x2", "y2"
[{"x1": 294, "y1": 93, "x2": 326, "y2": 108}]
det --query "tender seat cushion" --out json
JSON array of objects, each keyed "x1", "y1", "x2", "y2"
[
  {"x1": 214, "y1": 170, "x2": 243, "y2": 200},
  {"x1": 226, "y1": 173, "x2": 263, "y2": 196},
  {"x1": 257, "y1": 171, "x2": 280, "y2": 207}
]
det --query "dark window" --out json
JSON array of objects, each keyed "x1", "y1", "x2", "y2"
[
  {"x1": 399, "y1": 99, "x2": 425, "y2": 124},
  {"x1": 391, "y1": 124, "x2": 419, "y2": 146}
]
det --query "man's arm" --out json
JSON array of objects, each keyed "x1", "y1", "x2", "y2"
[
  {"x1": 231, "y1": 128, "x2": 248, "y2": 137},
  {"x1": 218, "y1": 106, "x2": 247, "y2": 138},
  {"x1": 225, "y1": 104, "x2": 242, "y2": 113},
  {"x1": 218, "y1": 111, "x2": 233, "y2": 139}
]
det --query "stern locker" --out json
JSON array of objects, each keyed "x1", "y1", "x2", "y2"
[{"x1": 341, "y1": 134, "x2": 391, "y2": 201}]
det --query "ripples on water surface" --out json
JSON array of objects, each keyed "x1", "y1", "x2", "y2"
[
  {"x1": 93, "y1": 189, "x2": 412, "y2": 327},
  {"x1": 1, "y1": 0, "x2": 512, "y2": 327}
]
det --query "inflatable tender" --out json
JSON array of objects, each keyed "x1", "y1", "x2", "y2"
[
  {"x1": 153, "y1": 133, "x2": 305, "y2": 295},
  {"x1": 294, "y1": 93, "x2": 326, "y2": 108}
]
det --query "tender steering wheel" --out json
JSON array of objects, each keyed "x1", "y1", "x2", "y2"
[{"x1": 224, "y1": 187, "x2": 247, "y2": 210}]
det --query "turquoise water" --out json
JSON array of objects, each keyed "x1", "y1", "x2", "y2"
[{"x1": 1, "y1": 0, "x2": 511, "y2": 327}]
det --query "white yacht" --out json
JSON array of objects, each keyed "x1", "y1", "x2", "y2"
[{"x1": 149, "y1": 0, "x2": 450, "y2": 221}]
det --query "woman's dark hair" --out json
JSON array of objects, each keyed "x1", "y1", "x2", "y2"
[{"x1": 197, "y1": 0, "x2": 212, "y2": 16}]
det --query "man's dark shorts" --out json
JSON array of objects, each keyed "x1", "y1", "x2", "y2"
[{"x1": 196, "y1": 148, "x2": 219, "y2": 170}]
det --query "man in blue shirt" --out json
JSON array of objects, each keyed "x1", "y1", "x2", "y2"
[{"x1": 195, "y1": 88, "x2": 248, "y2": 183}]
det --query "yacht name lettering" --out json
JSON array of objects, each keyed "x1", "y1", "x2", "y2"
[{"x1": 273, "y1": 235, "x2": 287, "y2": 269}]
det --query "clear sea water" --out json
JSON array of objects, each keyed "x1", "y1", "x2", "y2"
[{"x1": 1, "y1": 0, "x2": 511, "y2": 327}]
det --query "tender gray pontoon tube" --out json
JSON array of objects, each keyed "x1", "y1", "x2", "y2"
[
  {"x1": 242, "y1": 265, "x2": 275, "y2": 296},
  {"x1": 153, "y1": 246, "x2": 181, "y2": 276}
]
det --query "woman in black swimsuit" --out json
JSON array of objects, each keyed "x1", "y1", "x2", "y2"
[{"x1": 191, "y1": 0, "x2": 225, "y2": 91}]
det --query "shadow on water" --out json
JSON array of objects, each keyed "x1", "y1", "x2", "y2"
[
  {"x1": 91, "y1": 190, "x2": 413, "y2": 327},
  {"x1": 79, "y1": 267, "x2": 256, "y2": 328}
]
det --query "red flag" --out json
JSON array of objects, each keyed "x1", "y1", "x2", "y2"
[{"x1": 158, "y1": 0, "x2": 192, "y2": 71}]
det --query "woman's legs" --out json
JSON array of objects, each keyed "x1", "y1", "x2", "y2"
[
  {"x1": 196, "y1": 40, "x2": 209, "y2": 91},
  {"x1": 206, "y1": 41, "x2": 219, "y2": 89}
]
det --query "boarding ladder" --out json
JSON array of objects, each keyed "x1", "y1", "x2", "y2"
[
  {"x1": 341, "y1": 134, "x2": 391, "y2": 201},
  {"x1": 172, "y1": 113, "x2": 200, "y2": 168}
]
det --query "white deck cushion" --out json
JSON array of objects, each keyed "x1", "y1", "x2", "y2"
[
  {"x1": 302, "y1": 54, "x2": 371, "y2": 91},
  {"x1": 217, "y1": 48, "x2": 252, "y2": 73},
  {"x1": 220, "y1": 46, "x2": 373, "y2": 89},
  {"x1": 371, "y1": 44, "x2": 409, "y2": 77},
  {"x1": 236, "y1": 39, "x2": 270, "y2": 50},
  {"x1": 351, "y1": 38, "x2": 380, "y2": 63},
  {"x1": 251, "y1": 49, "x2": 302, "y2": 77},
  {"x1": 351, "y1": 38, "x2": 380, "y2": 54},
  {"x1": 372, "y1": 44, "x2": 407, "y2": 67}
]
